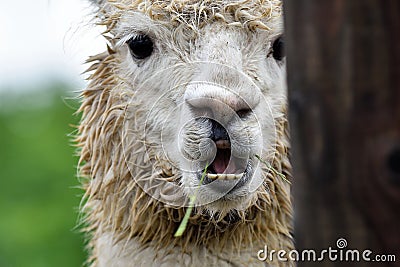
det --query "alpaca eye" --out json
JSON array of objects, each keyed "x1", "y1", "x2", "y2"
[
  {"x1": 126, "y1": 35, "x2": 154, "y2": 59},
  {"x1": 272, "y1": 36, "x2": 285, "y2": 61}
]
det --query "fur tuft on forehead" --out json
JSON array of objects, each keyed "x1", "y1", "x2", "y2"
[{"x1": 95, "y1": 0, "x2": 282, "y2": 32}]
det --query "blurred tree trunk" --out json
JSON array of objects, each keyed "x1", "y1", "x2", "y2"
[{"x1": 284, "y1": 0, "x2": 400, "y2": 266}]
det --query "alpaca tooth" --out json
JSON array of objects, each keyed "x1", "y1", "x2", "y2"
[
  {"x1": 235, "y1": 173, "x2": 244, "y2": 179},
  {"x1": 226, "y1": 174, "x2": 236, "y2": 180},
  {"x1": 207, "y1": 173, "x2": 245, "y2": 180},
  {"x1": 217, "y1": 174, "x2": 227, "y2": 180},
  {"x1": 207, "y1": 173, "x2": 218, "y2": 179}
]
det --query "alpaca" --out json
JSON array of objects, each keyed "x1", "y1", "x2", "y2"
[{"x1": 77, "y1": 0, "x2": 294, "y2": 266}]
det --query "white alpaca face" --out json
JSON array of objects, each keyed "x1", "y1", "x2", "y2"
[{"x1": 114, "y1": 11, "x2": 286, "y2": 213}]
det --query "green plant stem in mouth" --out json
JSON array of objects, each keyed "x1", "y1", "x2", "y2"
[
  {"x1": 255, "y1": 154, "x2": 291, "y2": 185},
  {"x1": 174, "y1": 163, "x2": 209, "y2": 237}
]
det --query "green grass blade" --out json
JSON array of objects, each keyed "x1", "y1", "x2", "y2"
[
  {"x1": 255, "y1": 154, "x2": 291, "y2": 185},
  {"x1": 174, "y1": 164, "x2": 208, "y2": 237}
]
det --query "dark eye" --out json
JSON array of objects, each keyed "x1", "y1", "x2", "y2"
[
  {"x1": 272, "y1": 36, "x2": 285, "y2": 61},
  {"x1": 126, "y1": 35, "x2": 154, "y2": 59}
]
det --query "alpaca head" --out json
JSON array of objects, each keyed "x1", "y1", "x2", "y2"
[{"x1": 80, "y1": 0, "x2": 291, "y2": 254}]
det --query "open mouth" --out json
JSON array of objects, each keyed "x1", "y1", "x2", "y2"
[
  {"x1": 201, "y1": 139, "x2": 250, "y2": 186},
  {"x1": 190, "y1": 119, "x2": 253, "y2": 191}
]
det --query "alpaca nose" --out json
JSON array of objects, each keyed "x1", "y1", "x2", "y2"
[{"x1": 184, "y1": 85, "x2": 254, "y2": 123}]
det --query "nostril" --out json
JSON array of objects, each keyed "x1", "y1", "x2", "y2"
[{"x1": 236, "y1": 108, "x2": 252, "y2": 118}]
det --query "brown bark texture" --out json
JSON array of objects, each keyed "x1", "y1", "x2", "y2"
[{"x1": 284, "y1": 1, "x2": 400, "y2": 266}]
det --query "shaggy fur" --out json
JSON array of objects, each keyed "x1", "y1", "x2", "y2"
[{"x1": 77, "y1": 1, "x2": 294, "y2": 266}]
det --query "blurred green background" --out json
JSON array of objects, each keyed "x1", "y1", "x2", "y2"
[{"x1": 0, "y1": 83, "x2": 86, "y2": 267}]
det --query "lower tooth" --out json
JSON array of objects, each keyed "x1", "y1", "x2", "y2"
[
  {"x1": 226, "y1": 174, "x2": 235, "y2": 180},
  {"x1": 206, "y1": 173, "x2": 245, "y2": 180},
  {"x1": 235, "y1": 173, "x2": 244, "y2": 179},
  {"x1": 217, "y1": 174, "x2": 226, "y2": 180},
  {"x1": 207, "y1": 174, "x2": 218, "y2": 179}
]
